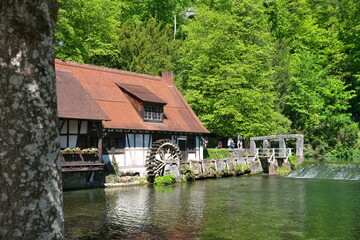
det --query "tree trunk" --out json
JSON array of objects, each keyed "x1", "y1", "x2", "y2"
[{"x1": 0, "y1": 1, "x2": 63, "y2": 239}]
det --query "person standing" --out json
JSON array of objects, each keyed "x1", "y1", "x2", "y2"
[
  {"x1": 227, "y1": 138, "x2": 232, "y2": 148},
  {"x1": 237, "y1": 134, "x2": 243, "y2": 149},
  {"x1": 230, "y1": 138, "x2": 235, "y2": 148},
  {"x1": 202, "y1": 137, "x2": 208, "y2": 148}
]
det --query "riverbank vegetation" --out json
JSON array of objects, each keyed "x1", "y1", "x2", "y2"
[
  {"x1": 55, "y1": 0, "x2": 360, "y2": 157},
  {"x1": 203, "y1": 148, "x2": 229, "y2": 160}
]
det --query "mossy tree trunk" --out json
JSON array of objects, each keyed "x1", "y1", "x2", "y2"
[{"x1": 0, "y1": 1, "x2": 63, "y2": 239}]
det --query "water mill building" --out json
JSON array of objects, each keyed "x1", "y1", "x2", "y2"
[{"x1": 56, "y1": 59, "x2": 210, "y2": 187}]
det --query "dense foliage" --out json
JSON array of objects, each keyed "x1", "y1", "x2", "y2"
[
  {"x1": 203, "y1": 149, "x2": 229, "y2": 160},
  {"x1": 154, "y1": 174, "x2": 177, "y2": 185},
  {"x1": 55, "y1": 0, "x2": 360, "y2": 157}
]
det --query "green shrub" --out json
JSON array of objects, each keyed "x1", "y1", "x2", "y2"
[
  {"x1": 288, "y1": 155, "x2": 299, "y2": 170},
  {"x1": 236, "y1": 163, "x2": 250, "y2": 173},
  {"x1": 214, "y1": 170, "x2": 223, "y2": 178},
  {"x1": 105, "y1": 174, "x2": 120, "y2": 183},
  {"x1": 179, "y1": 175, "x2": 187, "y2": 182},
  {"x1": 182, "y1": 164, "x2": 195, "y2": 181},
  {"x1": 112, "y1": 158, "x2": 120, "y2": 176},
  {"x1": 204, "y1": 149, "x2": 229, "y2": 160},
  {"x1": 278, "y1": 166, "x2": 290, "y2": 175},
  {"x1": 229, "y1": 165, "x2": 237, "y2": 175},
  {"x1": 154, "y1": 174, "x2": 177, "y2": 185}
]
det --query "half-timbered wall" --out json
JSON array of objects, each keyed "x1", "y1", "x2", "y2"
[
  {"x1": 59, "y1": 119, "x2": 99, "y2": 149},
  {"x1": 103, "y1": 132, "x2": 203, "y2": 176},
  {"x1": 124, "y1": 133, "x2": 152, "y2": 166},
  {"x1": 60, "y1": 119, "x2": 86, "y2": 148}
]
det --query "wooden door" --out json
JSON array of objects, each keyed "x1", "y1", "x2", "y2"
[{"x1": 178, "y1": 139, "x2": 188, "y2": 161}]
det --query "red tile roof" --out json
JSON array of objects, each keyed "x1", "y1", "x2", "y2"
[
  {"x1": 56, "y1": 70, "x2": 110, "y2": 121},
  {"x1": 55, "y1": 59, "x2": 210, "y2": 134},
  {"x1": 117, "y1": 83, "x2": 167, "y2": 105}
]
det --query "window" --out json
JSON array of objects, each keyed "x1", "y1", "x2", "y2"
[
  {"x1": 188, "y1": 136, "x2": 196, "y2": 150},
  {"x1": 103, "y1": 132, "x2": 125, "y2": 152},
  {"x1": 144, "y1": 105, "x2": 163, "y2": 122},
  {"x1": 144, "y1": 106, "x2": 153, "y2": 120},
  {"x1": 153, "y1": 107, "x2": 162, "y2": 120},
  {"x1": 114, "y1": 134, "x2": 124, "y2": 150}
]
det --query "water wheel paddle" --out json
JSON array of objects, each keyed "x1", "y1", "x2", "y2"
[{"x1": 146, "y1": 139, "x2": 182, "y2": 181}]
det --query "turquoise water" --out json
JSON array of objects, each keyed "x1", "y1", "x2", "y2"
[{"x1": 64, "y1": 175, "x2": 360, "y2": 239}]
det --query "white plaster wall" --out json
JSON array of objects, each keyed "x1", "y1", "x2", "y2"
[
  {"x1": 124, "y1": 150, "x2": 133, "y2": 167},
  {"x1": 188, "y1": 153, "x2": 196, "y2": 161},
  {"x1": 114, "y1": 154, "x2": 125, "y2": 167},
  {"x1": 196, "y1": 136, "x2": 200, "y2": 161},
  {"x1": 102, "y1": 154, "x2": 125, "y2": 168},
  {"x1": 123, "y1": 149, "x2": 148, "y2": 166},
  {"x1": 135, "y1": 150, "x2": 143, "y2": 165}
]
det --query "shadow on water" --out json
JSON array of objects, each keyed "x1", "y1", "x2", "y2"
[{"x1": 64, "y1": 176, "x2": 360, "y2": 239}]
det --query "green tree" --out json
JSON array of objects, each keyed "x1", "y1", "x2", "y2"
[
  {"x1": 336, "y1": 0, "x2": 360, "y2": 116},
  {"x1": 177, "y1": 3, "x2": 291, "y2": 138},
  {"x1": 265, "y1": 0, "x2": 358, "y2": 155},
  {"x1": 118, "y1": 0, "x2": 191, "y2": 38},
  {"x1": 55, "y1": 0, "x2": 119, "y2": 66},
  {"x1": 115, "y1": 18, "x2": 177, "y2": 75}
]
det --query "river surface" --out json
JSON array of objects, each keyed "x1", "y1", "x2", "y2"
[{"x1": 64, "y1": 175, "x2": 360, "y2": 239}]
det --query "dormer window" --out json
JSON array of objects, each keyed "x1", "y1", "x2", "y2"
[
  {"x1": 144, "y1": 105, "x2": 163, "y2": 121},
  {"x1": 117, "y1": 83, "x2": 167, "y2": 123}
]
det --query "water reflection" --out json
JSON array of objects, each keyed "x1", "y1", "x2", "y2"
[
  {"x1": 64, "y1": 190, "x2": 108, "y2": 239},
  {"x1": 64, "y1": 176, "x2": 360, "y2": 239},
  {"x1": 104, "y1": 183, "x2": 207, "y2": 239}
]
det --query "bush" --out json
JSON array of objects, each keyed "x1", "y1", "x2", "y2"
[
  {"x1": 214, "y1": 170, "x2": 223, "y2": 178},
  {"x1": 181, "y1": 164, "x2": 195, "y2": 181},
  {"x1": 236, "y1": 163, "x2": 250, "y2": 173},
  {"x1": 204, "y1": 148, "x2": 229, "y2": 160},
  {"x1": 288, "y1": 155, "x2": 299, "y2": 170},
  {"x1": 112, "y1": 158, "x2": 120, "y2": 176},
  {"x1": 105, "y1": 174, "x2": 120, "y2": 183},
  {"x1": 277, "y1": 166, "x2": 290, "y2": 175},
  {"x1": 154, "y1": 174, "x2": 177, "y2": 185}
]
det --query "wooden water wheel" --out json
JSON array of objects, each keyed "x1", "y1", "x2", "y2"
[{"x1": 146, "y1": 139, "x2": 182, "y2": 181}]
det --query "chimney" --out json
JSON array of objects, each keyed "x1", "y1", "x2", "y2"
[{"x1": 162, "y1": 72, "x2": 174, "y2": 85}]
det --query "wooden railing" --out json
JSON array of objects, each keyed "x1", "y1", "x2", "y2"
[
  {"x1": 257, "y1": 148, "x2": 293, "y2": 158},
  {"x1": 61, "y1": 151, "x2": 104, "y2": 172}
]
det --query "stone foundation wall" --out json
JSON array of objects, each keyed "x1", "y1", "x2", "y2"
[{"x1": 62, "y1": 171, "x2": 105, "y2": 190}]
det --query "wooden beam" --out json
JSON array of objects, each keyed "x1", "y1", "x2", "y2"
[{"x1": 250, "y1": 134, "x2": 304, "y2": 141}]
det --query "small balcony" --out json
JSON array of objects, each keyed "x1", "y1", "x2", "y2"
[{"x1": 61, "y1": 148, "x2": 104, "y2": 172}]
